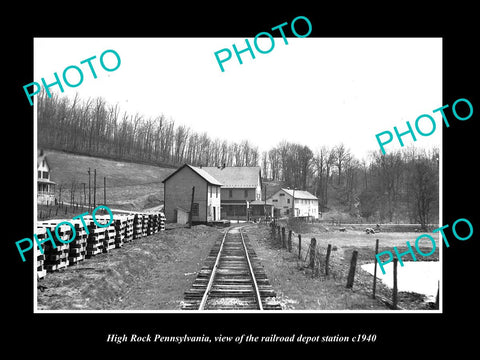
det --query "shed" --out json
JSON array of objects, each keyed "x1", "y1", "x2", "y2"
[{"x1": 175, "y1": 207, "x2": 190, "y2": 225}]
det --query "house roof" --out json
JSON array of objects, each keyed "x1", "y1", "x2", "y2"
[
  {"x1": 272, "y1": 188, "x2": 318, "y2": 200},
  {"x1": 37, "y1": 153, "x2": 50, "y2": 169},
  {"x1": 38, "y1": 178, "x2": 56, "y2": 185},
  {"x1": 202, "y1": 166, "x2": 261, "y2": 188},
  {"x1": 162, "y1": 164, "x2": 222, "y2": 186},
  {"x1": 249, "y1": 199, "x2": 273, "y2": 206}
]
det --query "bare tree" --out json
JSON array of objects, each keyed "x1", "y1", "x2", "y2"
[
  {"x1": 268, "y1": 148, "x2": 280, "y2": 180},
  {"x1": 334, "y1": 143, "x2": 350, "y2": 185}
]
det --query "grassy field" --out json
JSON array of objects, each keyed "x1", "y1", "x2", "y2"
[
  {"x1": 243, "y1": 223, "x2": 439, "y2": 311},
  {"x1": 43, "y1": 149, "x2": 176, "y2": 211}
]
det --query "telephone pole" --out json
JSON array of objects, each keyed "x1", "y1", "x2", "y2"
[
  {"x1": 93, "y1": 168, "x2": 97, "y2": 209},
  {"x1": 104, "y1": 176, "x2": 106, "y2": 206},
  {"x1": 88, "y1": 168, "x2": 91, "y2": 210}
]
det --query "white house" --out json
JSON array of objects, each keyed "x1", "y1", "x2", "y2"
[
  {"x1": 37, "y1": 151, "x2": 56, "y2": 205},
  {"x1": 268, "y1": 188, "x2": 319, "y2": 219}
]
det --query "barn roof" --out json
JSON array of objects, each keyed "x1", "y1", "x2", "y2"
[
  {"x1": 202, "y1": 166, "x2": 261, "y2": 188},
  {"x1": 162, "y1": 164, "x2": 222, "y2": 186}
]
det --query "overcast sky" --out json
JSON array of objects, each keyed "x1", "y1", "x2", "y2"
[{"x1": 34, "y1": 37, "x2": 442, "y2": 159}]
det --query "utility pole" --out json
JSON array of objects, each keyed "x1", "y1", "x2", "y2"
[
  {"x1": 94, "y1": 169, "x2": 98, "y2": 208},
  {"x1": 71, "y1": 181, "x2": 75, "y2": 206},
  {"x1": 104, "y1": 176, "x2": 106, "y2": 206},
  {"x1": 264, "y1": 183, "x2": 267, "y2": 220},
  {"x1": 88, "y1": 168, "x2": 91, "y2": 210},
  {"x1": 188, "y1": 186, "x2": 195, "y2": 228},
  {"x1": 291, "y1": 188, "x2": 296, "y2": 218}
]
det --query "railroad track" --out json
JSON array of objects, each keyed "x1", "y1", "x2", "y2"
[{"x1": 182, "y1": 227, "x2": 282, "y2": 310}]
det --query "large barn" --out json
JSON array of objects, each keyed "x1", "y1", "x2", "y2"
[{"x1": 162, "y1": 164, "x2": 222, "y2": 224}]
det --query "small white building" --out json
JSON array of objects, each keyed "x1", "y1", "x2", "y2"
[
  {"x1": 37, "y1": 151, "x2": 56, "y2": 205},
  {"x1": 268, "y1": 188, "x2": 319, "y2": 219}
]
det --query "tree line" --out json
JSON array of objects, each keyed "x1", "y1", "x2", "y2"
[
  {"x1": 37, "y1": 91, "x2": 260, "y2": 168},
  {"x1": 38, "y1": 92, "x2": 439, "y2": 226},
  {"x1": 262, "y1": 142, "x2": 439, "y2": 227}
]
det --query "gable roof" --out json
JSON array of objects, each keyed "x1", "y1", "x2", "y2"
[
  {"x1": 162, "y1": 164, "x2": 222, "y2": 186},
  {"x1": 271, "y1": 188, "x2": 318, "y2": 200},
  {"x1": 202, "y1": 166, "x2": 261, "y2": 188},
  {"x1": 37, "y1": 153, "x2": 50, "y2": 169}
]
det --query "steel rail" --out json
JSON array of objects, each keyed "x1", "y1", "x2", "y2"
[
  {"x1": 239, "y1": 229, "x2": 264, "y2": 310},
  {"x1": 198, "y1": 229, "x2": 229, "y2": 310}
]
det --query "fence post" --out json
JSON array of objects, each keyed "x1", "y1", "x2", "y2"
[
  {"x1": 309, "y1": 238, "x2": 316, "y2": 269},
  {"x1": 325, "y1": 244, "x2": 332, "y2": 276},
  {"x1": 281, "y1": 227, "x2": 286, "y2": 248},
  {"x1": 346, "y1": 250, "x2": 358, "y2": 288},
  {"x1": 373, "y1": 239, "x2": 379, "y2": 298},
  {"x1": 271, "y1": 223, "x2": 276, "y2": 242},
  {"x1": 392, "y1": 258, "x2": 398, "y2": 309},
  {"x1": 313, "y1": 249, "x2": 320, "y2": 278},
  {"x1": 287, "y1": 230, "x2": 292, "y2": 252},
  {"x1": 277, "y1": 226, "x2": 281, "y2": 246},
  {"x1": 298, "y1": 234, "x2": 302, "y2": 259}
]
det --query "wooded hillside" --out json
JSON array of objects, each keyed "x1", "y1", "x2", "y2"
[{"x1": 38, "y1": 92, "x2": 439, "y2": 226}]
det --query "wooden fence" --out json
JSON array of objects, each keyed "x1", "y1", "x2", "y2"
[
  {"x1": 268, "y1": 222, "x2": 426, "y2": 310},
  {"x1": 36, "y1": 211, "x2": 165, "y2": 280}
]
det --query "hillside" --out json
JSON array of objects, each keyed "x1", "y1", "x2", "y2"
[{"x1": 43, "y1": 150, "x2": 176, "y2": 211}]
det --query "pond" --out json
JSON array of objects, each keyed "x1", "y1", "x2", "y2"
[{"x1": 361, "y1": 261, "x2": 441, "y2": 302}]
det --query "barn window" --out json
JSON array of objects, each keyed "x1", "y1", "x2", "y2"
[
  {"x1": 229, "y1": 189, "x2": 233, "y2": 198},
  {"x1": 279, "y1": 193, "x2": 285, "y2": 196},
  {"x1": 38, "y1": 170, "x2": 41, "y2": 178},
  {"x1": 192, "y1": 203, "x2": 199, "y2": 216},
  {"x1": 287, "y1": 198, "x2": 290, "y2": 204}
]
